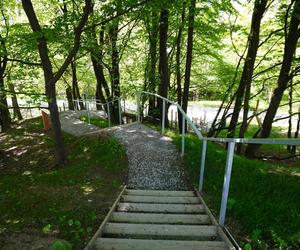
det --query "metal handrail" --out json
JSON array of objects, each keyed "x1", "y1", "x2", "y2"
[{"x1": 136, "y1": 90, "x2": 300, "y2": 227}]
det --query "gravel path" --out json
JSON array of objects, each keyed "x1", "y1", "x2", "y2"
[
  {"x1": 114, "y1": 123, "x2": 188, "y2": 190},
  {"x1": 60, "y1": 110, "x2": 106, "y2": 136}
]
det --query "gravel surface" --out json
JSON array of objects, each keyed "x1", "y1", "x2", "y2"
[{"x1": 114, "y1": 123, "x2": 188, "y2": 190}]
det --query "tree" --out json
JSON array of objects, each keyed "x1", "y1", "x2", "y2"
[
  {"x1": 21, "y1": 0, "x2": 92, "y2": 165},
  {"x1": 246, "y1": 0, "x2": 300, "y2": 157},
  {"x1": 227, "y1": 0, "x2": 268, "y2": 140}
]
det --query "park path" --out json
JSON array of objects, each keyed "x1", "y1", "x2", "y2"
[
  {"x1": 59, "y1": 110, "x2": 105, "y2": 136},
  {"x1": 59, "y1": 111, "x2": 187, "y2": 190}
]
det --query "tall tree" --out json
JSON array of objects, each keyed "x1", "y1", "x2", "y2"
[
  {"x1": 182, "y1": 0, "x2": 196, "y2": 132},
  {"x1": 227, "y1": 0, "x2": 268, "y2": 139},
  {"x1": 246, "y1": 1, "x2": 300, "y2": 157},
  {"x1": 158, "y1": 8, "x2": 169, "y2": 126},
  {"x1": 21, "y1": 0, "x2": 91, "y2": 165}
]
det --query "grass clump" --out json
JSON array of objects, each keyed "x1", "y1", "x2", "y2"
[
  {"x1": 79, "y1": 115, "x2": 110, "y2": 128},
  {"x1": 0, "y1": 117, "x2": 127, "y2": 249}
]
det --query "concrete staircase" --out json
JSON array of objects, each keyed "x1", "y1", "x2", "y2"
[{"x1": 85, "y1": 187, "x2": 236, "y2": 250}]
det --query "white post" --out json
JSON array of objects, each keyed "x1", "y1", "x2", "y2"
[
  {"x1": 107, "y1": 103, "x2": 111, "y2": 127},
  {"x1": 162, "y1": 99, "x2": 165, "y2": 134},
  {"x1": 118, "y1": 98, "x2": 122, "y2": 125},
  {"x1": 199, "y1": 140, "x2": 207, "y2": 192},
  {"x1": 181, "y1": 115, "x2": 185, "y2": 156},
  {"x1": 219, "y1": 141, "x2": 235, "y2": 226}
]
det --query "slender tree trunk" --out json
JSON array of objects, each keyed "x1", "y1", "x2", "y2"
[
  {"x1": 176, "y1": 2, "x2": 186, "y2": 132},
  {"x1": 71, "y1": 60, "x2": 84, "y2": 110},
  {"x1": 227, "y1": 0, "x2": 268, "y2": 138},
  {"x1": 0, "y1": 34, "x2": 11, "y2": 131},
  {"x1": 66, "y1": 85, "x2": 74, "y2": 110},
  {"x1": 8, "y1": 82, "x2": 23, "y2": 120},
  {"x1": 182, "y1": 0, "x2": 196, "y2": 132},
  {"x1": 158, "y1": 9, "x2": 169, "y2": 127},
  {"x1": 287, "y1": 83, "x2": 293, "y2": 152},
  {"x1": 148, "y1": 11, "x2": 158, "y2": 116},
  {"x1": 108, "y1": 19, "x2": 121, "y2": 123},
  {"x1": 0, "y1": 75, "x2": 11, "y2": 132},
  {"x1": 246, "y1": 1, "x2": 300, "y2": 157}
]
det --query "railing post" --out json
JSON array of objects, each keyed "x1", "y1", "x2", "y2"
[
  {"x1": 181, "y1": 115, "x2": 185, "y2": 156},
  {"x1": 107, "y1": 103, "x2": 111, "y2": 127},
  {"x1": 199, "y1": 140, "x2": 207, "y2": 192},
  {"x1": 136, "y1": 91, "x2": 141, "y2": 122},
  {"x1": 219, "y1": 141, "x2": 235, "y2": 226},
  {"x1": 162, "y1": 99, "x2": 165, "y2": 135},
  {"x1": 118, "y1": 98, "x2": 122, "y2": 125}
]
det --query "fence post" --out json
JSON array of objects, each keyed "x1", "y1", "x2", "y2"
[
  {"x1": 136, "y1": 92, "x2": 141, "y2": 122},
  {"x1": 118, "y1": 98, "x2": 122, "y2": 125},
  {"x1": 199, "y1": 140, "x2": 207, "y2": 192},
  {"x1": 107, "y1": 103, "x2": 111, "y2": 127},
  {"x1": 181, "y1": 115, "x2": 185, "y2": 156},
  {"x1": 162, "y1": 99, "x2": 165, "y2": 134},
  {"x1": 219, "y1": 141, "x2": 235, "y2": 226}
]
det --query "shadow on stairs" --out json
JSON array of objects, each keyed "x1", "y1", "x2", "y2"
[{"x1": 85, "y1": 187, "x2": 237, "y2": 250}]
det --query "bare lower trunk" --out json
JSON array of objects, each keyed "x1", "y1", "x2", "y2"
[
  {"x1": 8, "y1": 82, "x2": 22, "y2": 121},
  {"x1": 66, "y1": 85, "x2": 74, "y2": 110}
]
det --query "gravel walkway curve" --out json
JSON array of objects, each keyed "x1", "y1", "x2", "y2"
[{"x1": 114, "y1": 123, "x2": 188, "y2": 190}]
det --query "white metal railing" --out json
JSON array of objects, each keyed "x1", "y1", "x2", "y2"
[{"x1": 136, "y1": 91, "x2": 300, "y2": 227}]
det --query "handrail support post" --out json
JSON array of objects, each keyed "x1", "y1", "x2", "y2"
[
  {"x1": 181, "y1": 116, "x2": 185, "y2": 156},
  {"x1": 199, "y1": 140, "x2": 207, "y2": 192},
  {"x1": 219, "y1": 141, "x2": 235, "y2": 226}
]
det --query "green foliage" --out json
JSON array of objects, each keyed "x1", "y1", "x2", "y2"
[
  {"x1": 79, "y1": 115, "x2": 111, "y2": 128},
  {"x1": 51, "y1": 240, "x2": 72, "y2": 250},
  {"x1": 166, "y1": 131, "x2": 300, "y2": 249}
]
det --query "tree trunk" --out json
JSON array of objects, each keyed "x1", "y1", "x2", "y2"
[
  {"x1": 287, "y1": 83, "x2": 293, "y2": 152},
  {"x1": 0, "y1": 34, "x2": 11, "y2": 131},
  {"x1": 246, "y1": 1, "x2": 300, "y2": 157},
  {"x1": 22, "y1": 0, "x2": 91, "y2": 165},
  {"x1": 108, "y1": 19, "x2": 121, "y2": 124},
  {"x1": 8, "y1": 82, "x2": 23, "y2": 120},
  {"x1": 176, "y1": 2, "x2": 186, "y2": 132},
  {"x1": 227, "y1": 0, "x2": 268, "y2": 138},
  {"x1": 182, "y1": 0, "x2": 196, "y2": 132},
  {"x1": 158, "y1": 9, "x2": 169, "y2": 127},
  {"x1": 71, "y1": 60, "x2": 84, "y2": 110},
  {"x1": 148, "y1": 11, "x2": 159, "y2": 116},
  {"x1": 66, "y1": 85, "x2": 74, "y2": 110},
  {"x1": 0, "y1": 75, "x2": 11, "y2": 132}
]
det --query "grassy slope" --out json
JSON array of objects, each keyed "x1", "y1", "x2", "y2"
[
  {"x1": 167, "y1": 131, "x2": 300, "y2": 249},
  {"x1": 79, "y1": 115, "x2": 110, "y2": 128},
  {"x1": 0, "y1": 118, "x2": 127, "y2": 249}
]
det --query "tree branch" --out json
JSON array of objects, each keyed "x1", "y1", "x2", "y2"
[{"x1": 7, "y1": 58, "x2": 41, "y2": 66}]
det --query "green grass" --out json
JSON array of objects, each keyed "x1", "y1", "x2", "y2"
[
  {"x1": 79, "y1": 115, "x2": 110, "y2": 128},
  {"x1": 166, "y1": 130, "x2": 300, "y2": 249},
  {"x1": 0, "y1": 118, "x2": 127, "y2": 249}
]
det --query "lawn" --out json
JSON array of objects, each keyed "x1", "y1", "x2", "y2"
[
  {"x1": 166, "y1": 131, "x2": 300, "y2": 249},
  {"x1": 79, "y1": 115, "x2": 111, "y2": 128},
  {"x1": 0, "y1": 117, "x2": 127, "y2": 249}
]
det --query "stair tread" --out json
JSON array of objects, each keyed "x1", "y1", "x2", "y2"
[
  {"x1": 125, "y1": 189, "x2": 195, "y2": 197},
  {"x1": 95, "y1": 238, "x2": 228, "y2": 250},
  {"x1": 103, "y1": 223, "x2": 218, "y2": 239},
  {"x1": 117, "y1": 202, "x2": 205, "y2": 213},
  {"x1": 110, "y1": 212, "x2": 211, "y2": 224},
  {"x1": 121, "y1": 195, "x2": 200, "y2": 204}
]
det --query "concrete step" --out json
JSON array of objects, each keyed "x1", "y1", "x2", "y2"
[
  {"x1": 121, "y1": 195, "x2": 200, "y2": 204},
  {"x1": 124, "y1": 189, "x2": 195, "y2": 197},
  {"x1": 117, "y1": 202, "x2": 205, "y2": 214},
  {"x1": 110, "y1": 212, "x2": 211, "y2": 224},
  {"x1": 95, "y1": 238, "x2": 228, "y2": 250},
  {"x1": 103, "y1": 223, "x2": 218, "y2": 240}
]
